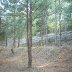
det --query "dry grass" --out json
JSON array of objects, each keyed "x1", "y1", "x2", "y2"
[{"x1": 0, "y1": 45, "x2": 72, "y2": 72}]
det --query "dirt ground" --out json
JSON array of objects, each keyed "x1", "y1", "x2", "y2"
[{"x1": 0, "y1": 45, "x2": 72, "y2": 72}]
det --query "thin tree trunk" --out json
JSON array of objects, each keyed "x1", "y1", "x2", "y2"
[
  {"x1": 18, "y1": 38, "x2": 20, "y2": 47},
  {"x1": 29, "y1": 0, "x2": 32, "y2": 48},
  {"x1": 40, "y1": 16, "x2": 44, "y2": 46},
  {"x1": 28, "y1": 0, "x2": 32, "y2": 67},
  {"x1": 55, "y1": 0, "x2": 57, "y2": 45},
  {"x1": 13, "y1": 16, "x2": 16, "y2": 48},
  {"x1": 5, "y1": 18, "x2": 8, "y2": 47},
  {"x1": 64, "y1": 21, "x2": 67, "y2": 42},
  {"x1": 5, "y1": 37, "x2": 7, "y2": 47},
  {"x1": 26, "y1": 0, "x2": 29, "y2": 56},
  {"x1": 26, "y1": 0, "x2": 32, "y2": 68},
  {"x1": 40, "y1": 31, "x2": 43, "y2": 46},
  {"x1": 59, "y1": 0, "x2": 62, "y2": 46},
  {"x1": 45, "y1": 10, "x2": 48, "y2": 45},
  {"x1": 12, "y1": 4, "x2": 16, "y2": 54}
]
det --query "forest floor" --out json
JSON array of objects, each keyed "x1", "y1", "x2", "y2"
[{"x1": 0, "y1": 44, "x2": 72, "y2": 72}]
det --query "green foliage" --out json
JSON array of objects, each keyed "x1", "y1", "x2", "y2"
[
  {"x1": 0, "y1": 0, "x2": 72, "y2": 41},
  {"x1": 8, "y1": 0, "x2": 19, "y2": 3},
  {"x1": 0, "y1": 17, "x2": 5, "y2": 40},
  {"x1": 0, "y1": 32, "x2": 5, "y2": 40},
  {"x1": 68, "y1": 19, "x2": 72, "y2": 30},
  {"x1": 63, "y1": 0, "x2": 72, "y2": 31}
]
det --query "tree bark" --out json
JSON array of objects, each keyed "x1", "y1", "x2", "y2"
[
  {"x1": 41, "y1": 15, "x2": 44, "y2": 46},
  {"x1": 18, "y1": 38, "x2": 20, "y2": 47},
  {"x1": 12, "y1": 4, "x2": 16, "y2": 54},
  {"x1": 5, "y1": 18, "x2": 8, "y2": 47},
  {"x1": 54, "y1": 0, "x2": 57, "y2": 45},
  {"x1": 26, "y1": 0, "x2": 32, "y2": 68},
  {"x1": 59, "y1": 0, "x2": 62, "y2": 46},
  {"x1": 5, "y1": 36, "x2": 7, "y2": 47}
]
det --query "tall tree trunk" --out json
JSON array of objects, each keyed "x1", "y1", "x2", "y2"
[
  {"x1": 54, "y1": 0, "x2": 57, "y2": 45},
  {"x1": 5, "y1": 18, "x2": 8, "y2": 47},
  {"x1": 59, "y1": 0, "x2": 62, "y2": 46},
  {"x1": 26, "y1": 0, "x2": 29, "y2": 67},
  {"x1": 12, "y1": 18, "x2": 15, "y2": 53},
  {"x1": 12, "y1": 4, "x2": 16, "y2": 54},
  {"x1": 13, "y1": 15, "x2": 16, "y2": 48},
  {"x1": 26, "y1": 0, "x2": 29, "y2": 57},
  {"x1": 28, "y1": 0, "x2": 32, "y2": 67},
  {"x1": 41, "y1": 15, "x2": 44, "y2": 46},
  {"x1": 29, "y1": 0, "x2": 32, "y2": 48},
  {"x1": 45, "y1": 10, "x2": 48, "y2": 45},
  {"x1": 26, "y1": 0, "x2": 32, "y2": 68}
]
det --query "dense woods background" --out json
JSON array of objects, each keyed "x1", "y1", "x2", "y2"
[{"x1": 0, "y1": 0, "x2": 72, "y2": 71}]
